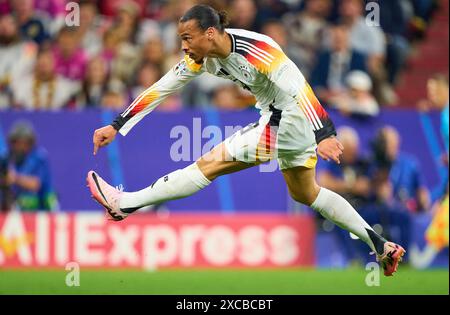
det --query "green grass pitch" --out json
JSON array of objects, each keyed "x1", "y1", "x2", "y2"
[{"x1": 0, "y1": 267, "x2": 448, "y2": 295}]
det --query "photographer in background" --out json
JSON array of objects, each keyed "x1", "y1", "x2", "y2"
[
  {"x1": 3, "y1": 120, "x2": 58, "y2": 211},
  {"x1": 370, "y1": 126, "x2": 430, "y2": 213}
]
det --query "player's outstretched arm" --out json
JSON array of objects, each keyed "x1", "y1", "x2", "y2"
[
  {"x1": 93, "y1": 125, "x2": 117, "y2": 155},
  {"x1": 91, "y1": 56, "x2": 203, "y2": 155},
  {"x1": 110, "y1": 56, "x2": 204, "y2": 137}
]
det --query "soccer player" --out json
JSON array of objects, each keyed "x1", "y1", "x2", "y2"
[{"x1": 87, "y1": 5, "x2": 405, "y2": 276}]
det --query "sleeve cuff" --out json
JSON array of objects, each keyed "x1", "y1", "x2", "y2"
[
  {"x1": 314, "y1": 124, "x2": 337, "y2": 144},
  {"x1": 110, "y1": 115, "x2": 129, "y2": 132}
]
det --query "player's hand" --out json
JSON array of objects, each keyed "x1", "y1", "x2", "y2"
[
  {"x1": 93, "y1": 125, "x2": 117, "y2": 155},
  {"x1": 317, "y1": 136, "x2": 344, "y2": 164}
]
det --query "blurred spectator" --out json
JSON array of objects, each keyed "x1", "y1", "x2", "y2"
[
  {"x1": 379, "y1": 0, "x2": 411, "y2": 85},
  {"x1": 337, "y1": 0, "x2": 397, "y2": 105},
  {"x1": 100, "y1": 26, "x2": 140, "y2": 85},
  {"x1": 52, "y1": 26, "x2": 88, "y2": 81},
  {"x1": 418, "y1": 74, "x2": 449, "y2": 203},
  {"x1": 282, "y1": 0, "x2": 332, "y2": 78},
  {"x1": 2, "y1": 120, "x2": 58, "y2": 211},
  {"x1": 252, "y1": 0, "x2": 290, "y2": 22},
  {"x1": 140, "y1": 37, "x2": 168, "y2": 71},
  {"x1": 77, "y1": 0, "x2": 106, "y2": 58},
  {"x1": 339, "y1": 0, "x2": 398, "y2": 105},
  {"x1": 229, "y1": 0, "x2": 260, "y2": 31},
  {"x1": 75, "y1": 56, "x2": 110, "y2": 108},
  {"x1": 370, "y1": 126, "x2": 431, "y2": 213},
  {"x1": 99, "y1": 0, "x2": 147, "y2": 18},
  {"x1": 34, "y1": 0, "x2": 67, "y2": 36},
  {"x1": 10, "y1": 0, "x2": 50, "y2": 45},
  {"x1": 412, "y1": 73, "x2": 449, "y2": 268},
  {"x1": 100, "y1": 78, "x2": 128, "y2": 111},
  {"x1": 318, "y1": 126, "x2": 371, "y2": 264},
  {"x1": 111, "y1": 0, "x2": 141, "y2": 44},
  {"x1": 318, "y1": 126, "x2": 371, "y2": 210},
  {"x1": 34, "y1": 0, "x2": 66, "y2": 18},
  {"x1": 329, "y1": 70, "x2": 379, "y2": 117},
  {"x1": 427, "y1": 74, "x2": 449, "y2": 155},
  {"x1": 337, "y1": 0, "x2": 385, "y2": 71},
  {"x1": 261, "y1": 19, "x2": 303, "y2": 70},
  {"x1": 157, "y1": 0, "x2": 199, "y2": 55},
  {"x1": 100, "y1": 27, "x2": 121, "y2": 68},
  {"x1": 319, "y1": 126, "x2": 413, "y2": 263},
  {"x1": 11, "y1": 48, "x2": 79, "y2": 110},
  {"x1": 98, "y1": 0, "x2": 124, "y2": 17},
  {"x1": 0, "y1": 14, "x2": 37, "y2": 109},
  {"x1": 310, "y1": 23, "x2": 367, "y2": 105},
  {"x1": 356, "y1": 178, "x2": 412, "y2": 263},
  {"x1": 130, "y1": 62, "x2": 162, "y2": 100}
]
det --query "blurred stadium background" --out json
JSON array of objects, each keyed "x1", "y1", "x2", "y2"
[{"x1": 0, "y1": 0, "x2": 448, "y2": 294}]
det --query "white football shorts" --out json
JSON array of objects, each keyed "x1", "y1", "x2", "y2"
[{"x1": 224, "y1": 102, "x2": 318, "y2": 170}]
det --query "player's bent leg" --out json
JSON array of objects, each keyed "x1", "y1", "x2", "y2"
[
  {"x1": 281, "y1": 165, "x2": 321, "y2": 206},
  {"x1": 282, "y1": 165, "x2": 405, "y2": 276},
  {"x1": 196, "y1": 142, "x2": 259, "y2": 181},
  {"x1": 87, "y1": 142, "x2": 258, "y2": 221}
]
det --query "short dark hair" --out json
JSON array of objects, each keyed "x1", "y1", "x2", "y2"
[{"x1": 179, "y1": 4, "x2": 229, "y2": 33}]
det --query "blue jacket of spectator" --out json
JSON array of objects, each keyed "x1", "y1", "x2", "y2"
[
  {"x1": 310, "y1": 49, "x2": 367, "y2": 90},
  {"x1": 388, "y1": 153, "x2": 425, "y2": 208}
]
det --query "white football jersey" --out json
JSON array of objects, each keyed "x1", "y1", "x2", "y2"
[{"x1": 112, "y1": 28, "x2": 336, "y2": 144}]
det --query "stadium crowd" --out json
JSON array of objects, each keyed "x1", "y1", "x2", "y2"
[{"x1": 0, "y1": 0, "x2": 440, "y2": 113}]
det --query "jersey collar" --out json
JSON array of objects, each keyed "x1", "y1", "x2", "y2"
[{"x1": 228, "y1": 32, "x2": 236, "y2": 53}]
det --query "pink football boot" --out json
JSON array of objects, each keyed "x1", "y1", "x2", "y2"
[
  {"x1": 376, "y1": 242, "x2": 406, "y2": 276},
  {"x1": 87, "y1": 170, "x2": 127, "y2": 221}
]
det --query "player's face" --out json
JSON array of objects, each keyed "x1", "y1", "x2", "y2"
[{"x1": 178, "y1": 20, "x2": 213, "y2": 63}]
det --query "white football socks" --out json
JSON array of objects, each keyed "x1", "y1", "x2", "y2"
[
  {"x1": 118, "y1": 164, "x2": 385, "y2": 254},
  {"x1": 119, "y1": 162, "x2": 211, "y2": 210},
  {"x1": 311, "y1": 187, "x2": 383, "y2": 254}
]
